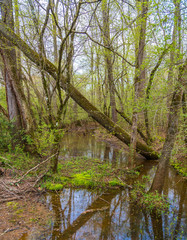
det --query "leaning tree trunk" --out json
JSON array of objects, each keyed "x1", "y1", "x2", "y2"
[
  {"x1": 0, "y1": 20, "x2": 160, "y2": 160},
  {"x1": 150, "y1": 59, "x2": 186, "y2": 194},
  {"x1": 150, "y1": 0, "x2": 185, "y2": 194}
]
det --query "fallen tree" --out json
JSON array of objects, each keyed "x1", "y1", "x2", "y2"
[
  {"x1": 116, "y1": 108, "x2": 148, "y2": 144},
  {"x1": 0, "y1": 21, "x2": 159, "y2": 160}
]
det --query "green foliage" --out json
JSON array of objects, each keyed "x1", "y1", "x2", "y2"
[
  {"x1": 131, "y1": 179, "x2": 170, "y2": 214},
  {"x1": 7, "y1": 202, "x2": 19, "y2": 210},
  {"x1": 71, "y1": 171, "x2": 96, "y2": 188},
  {"x1": 109, "y1": 179, "x2": 124, "y2": 186},
  {"x1": 0, "y1": 114, "x2": 14, "y2": 151},
  {"x1": 170, "y1": 160, "x2": 187, "y2": 177},
  {"x1": 41, "y1": 158, "x2": 126, "y2": 191},
  {"x1": 32, "y1": 123, "x2": 64, "y2": 156},
  {"x1": 170, "y1": 133, "x2": 187, "y2": 177}
]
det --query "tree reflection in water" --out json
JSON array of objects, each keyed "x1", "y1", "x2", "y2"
[
  {"x1": 40, "y1": 168, "x2": 186, "y2": 240},
  {"x1": 19, "y1": 134, "x2": 186, "y2": 240}
]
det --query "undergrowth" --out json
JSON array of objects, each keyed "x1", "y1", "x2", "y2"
[
  {"x1": 41, "y1": 156, "x2": 138, "y2": 191},
  {"x1": 130, "y1": 177, "x2": 170, "y2": 214}
]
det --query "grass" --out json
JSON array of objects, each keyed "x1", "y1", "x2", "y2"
[{"x1": 41, "y1": 156, "x2": 137, "y2": 191}]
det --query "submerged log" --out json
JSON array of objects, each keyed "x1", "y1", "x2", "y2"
[{"x1": 0, "y1": 21, "x2": 159, "y2": 160}]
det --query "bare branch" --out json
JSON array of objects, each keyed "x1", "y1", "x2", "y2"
[{"x1": 73, "y1": 31, "x2": 135, "y2": 67}]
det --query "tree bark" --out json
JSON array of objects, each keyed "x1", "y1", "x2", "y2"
[
  {"x1": 102, "y1": 0, "x2": 117, "y2": 123},
  {"x1": 130, "y1": 0, "x2": 148, "y2": 161},
  {"x1": 0, "y1": 20, "x2": 159, "y2": 160},
  {"x1": 150, "y1": 59, "x2": 186, "y2": 193},
  {"x1": 182, "y1": 92, "x2": 187, "y2": 144},
  {"x1": 116, "y1": 108, "x2": 148, "y2": 144},
  {"x1": 0, "y1": 0, "x2": 33, "y2": 133}
]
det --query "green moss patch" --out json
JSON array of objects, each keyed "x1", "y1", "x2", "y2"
[{"x1": 41, "y1": 156, "x2": 136, "y2": 191}]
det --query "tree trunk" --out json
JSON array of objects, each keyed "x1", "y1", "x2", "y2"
[
  {"x1": 0, "y1": 0, "x2": 33, "y2": 133},
  {"x1": 0, "y1": 20, "x2": 160, "y2": 160},
  {"x1": 130, "y1": 0, "x2": 148, "y2": 162},
  {"x1": 182, "y1": 92, "x2": 187, "y2": 144},
  {"x1": 150, "y1": 0, "x2": 184, "y2": 193},
  {"x1": 150, "y1": 59, "x2": 186, "y2": 193},
  {"x1": 116, "y1": 108, "x2": 148, "y2": 144},
  {"x1": 102, "y1": 0, "x2": 117, "y2": 123}
]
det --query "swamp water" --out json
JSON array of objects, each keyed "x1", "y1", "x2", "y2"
[{"x1": 20, "y1": 133, "x2": 186, "y2": 240}]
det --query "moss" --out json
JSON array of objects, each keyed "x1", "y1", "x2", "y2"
[
  {"x1": 71, "y1": 172, "x2": 96, "y2": 188},
  {"x1": 44, "y1": 183, "x2": 65, "y2": 191},
  {"x1": 109, "y1": 179, "x2": 125, "y2": 187},
  {"x1": 40, "y1": 157, "x2": 129, "y2": 191}
]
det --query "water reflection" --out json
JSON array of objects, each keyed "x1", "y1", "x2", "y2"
[
  {"x1": 60, "y1": 133, "x2": 144, "y2": 168},
  {"x1": 39, "y1": 172, "x2": 186, "y2": 240},
  {"x1": 19, "y1": 134, "x2": 186, "y2": 239}
]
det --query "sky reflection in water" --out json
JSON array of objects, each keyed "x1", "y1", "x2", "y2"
[{"x1": 20, "y1": 133, "x2": 187, "y2": 240}]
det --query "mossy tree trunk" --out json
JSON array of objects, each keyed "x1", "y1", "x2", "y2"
[
  {"x1": 0, "y1": 0, "x2": 33, "y2": 135},
  {"x1": 102, "y1": 0, "x2": 117, "y2": 123},
  {"x1": 0, "y1": 20, "x2": 160, "y2": 160},
  {"x1": 150, "y1": 59, "x2": 186, "y2": 194},
  {"x1": 130, "y1": 0, "x2": 148, "y2": 163},
  {"x1": 149, "y1": 0, "x2": 185, "y2": 194}
]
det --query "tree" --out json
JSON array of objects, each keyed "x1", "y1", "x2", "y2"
[
  {"x1": 102, "y1": 0, "x2": 117, "y2": 123},
  {"x1": 150, "y1": 0, "x2": 186, "y2": 193},
  {"x1": 0, "y1": 0, "x2": 33, "y2": 137},
  {"x1": 0, "y1": 18, "x2": 159, "y2": 160},
  {"x1": 130, "y1": 0, "x2": 149, "y2": 163},
  {"x1": 150, "y1": 59, "x2": 186, "y2": 193}
]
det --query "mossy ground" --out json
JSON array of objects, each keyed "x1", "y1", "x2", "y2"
[{"x1": 41, "y1": 156, "x2": 138, "y2": 191}]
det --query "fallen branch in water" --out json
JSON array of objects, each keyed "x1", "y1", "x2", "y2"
[{"x1": 117, "y1": 176, "x2": 132, "y2": 189}]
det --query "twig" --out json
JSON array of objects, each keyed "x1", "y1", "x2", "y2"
[
  {"x1": 0, "y1": 156, "x2": 11, "y2": 162},
  {"x1": 0, "y1": 180, "x2": 20, "y2": 198},
  {"x1": 0, "y1": 227, "x2": 20, "y2": 236},
  {"x1": 99, "y1": 197, "x2": 110, "y2": 204},
  {"x1": 117, "y1": 176, "x2": 132, "y2": 189},
  {"x1": 0, "y1": 197, "x2": 23, "y2": 203},
  {"x1": 15, "y1": 153, "x2": 58, "y2": 183},
  {"x1": 33, "y1": 169, "x2": 49, "y2": 187},
  {"x1": 0, "y1": 228, "x2": 10, "y2": 236}
]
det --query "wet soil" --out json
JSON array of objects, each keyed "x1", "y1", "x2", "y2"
[{"x1": 0, "y1": 197, "x2": 53, "y2": 240}]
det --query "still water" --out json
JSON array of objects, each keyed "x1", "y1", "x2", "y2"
[{"x1": 20, "y1": 133, "x2": 187, "y2": 240}]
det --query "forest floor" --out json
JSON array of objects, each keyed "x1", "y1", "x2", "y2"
[
  {"x1": 0, "y1": 121, "x2": 186, "y2": 239},
  {"x1": 0, "y1": 197, "x2": 53, "y2": 240},
  {"x1": 0, "y1": 167, "x2": 53, "y2": 239}
]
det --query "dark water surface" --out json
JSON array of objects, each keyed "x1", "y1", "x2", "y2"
[{"x1": 20, "y1": 133, "x2": 187, "y2": 240}]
